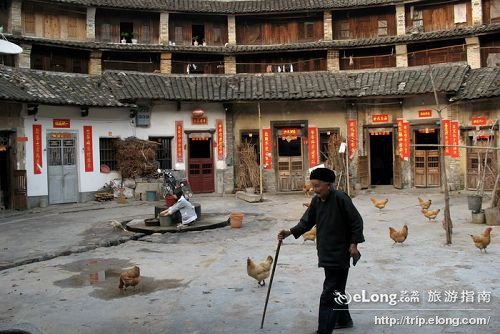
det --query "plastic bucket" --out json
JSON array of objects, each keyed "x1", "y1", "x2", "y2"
[
  {"x1": 467, "y1": 195, "x2": 482, "y2": 212},
  {"x1": 146, "y1": 191, "x2": 157, "y2": 202},
  {"x1": 229, "y1": 212, "x2": 244, "y2": 228}
]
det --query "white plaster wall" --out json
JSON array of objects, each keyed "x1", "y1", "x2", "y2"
[{"x1": 24, "y1": 105, "x2": 132, "y2": 196}]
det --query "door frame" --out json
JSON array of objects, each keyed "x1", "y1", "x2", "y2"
[
  {"x1": 46, "y1": 130, "x2": 79, "y2": 204},
  {"x1": 185, "y1": 129, "x2": 215, "y2": 193},
  {"x1": 411, "y1": 124, "x2": 441, "y2": 188}
]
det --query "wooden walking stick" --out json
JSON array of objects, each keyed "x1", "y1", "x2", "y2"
[{"x1": 260, "y1": 239, "x2": 282, "y2": 329}]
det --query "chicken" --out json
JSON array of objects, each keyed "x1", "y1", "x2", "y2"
[
  {"x1": 303, "y1": 202, "x2": 310, "y2": 208},
  {"x1": 417, "y1": 197, "x2": 432, "y2": 210},
  {"x1": 370, "y1": 197, "x2": 389, "y2": 210},
  {"x1": 389, "y1": 224, "x2": 408, "y2": 246},
  {"x1": 118, "y1": 265, "x2": 141, "y2": 290},
  {"x1": 247, "y1": 256, "x2": 273, "y2": 287},
  {"x1": 109, "y1": 219, "x2": 127, "y2": 231},
  {"x1": 303, "y1": 182, "x2": 313, "y2": 197},
  {"x1": 302, "y1": 226, "x2": 317, "y2": 243},
  {"x1": 470, "y1": 227, "x2": 493, "y2": 253},
  {"x1": 421, "y1": 208, "x2": 440, "y2": 221}
]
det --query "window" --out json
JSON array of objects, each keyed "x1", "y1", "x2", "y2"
[
  {"x1": 213, "y1": 27, "x2": 222, "y2": 44},
  {"x1": 68, "y1": 17, "x2": 78, "y2": 39},
  {"x1": 304, "y1": 22, "x2": 314, "y2": 39},
  {"x1": 149, "y1": 137, "x2": 172, "y2": 169},
  {"x1": 142, "y1": 24, "x2": 151, "y2": 43},
  {"x1": 377, "y1": 20, "x2": 388, "y2": 37},
  {"x1": 23, "y1": 12, "x2": 36, "y2": 34},
  {"x1": 241, "y1": 130, "x2": 260, "y2": 164},
  {"x1": 174, "y1": 26, "x2": 183, "y2": 43},
  {"x1": 411, "y1": 7, "x2": 423, "y2": 28},
  {"x1": 340, "y1": 23, "x2": 350, "y2": 39},
  {"x1": 99, "y1": 138, "x2": 118, "y2": 171},
  {"x1": 319, "y1": 129, "x2": 339, "y2": 163}
]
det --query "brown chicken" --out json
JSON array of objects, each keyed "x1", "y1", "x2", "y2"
[
  {"x1": 118, "y1": 265, "x2": 141, "y2": 290},
  {"x1": 302, "y1": 226, "x2": 317, "y2": 243},
  {"x1": 370, "y1": 197, "x2": 389, "y2": 210},
  {"x1": 421, "y1": 208, "x2": 440, "y2": 221},
  {"x1": 303, "y1": 182, "x2": 313, "y2": 197},
  {"x1": 303, "y1": 202, "x2": 310, "y2": 208},
  {"x1": 470, "y1": 227, "x2": 493, "y2": 253},
  {"x1": 389, "y1": 224, "x2": 408, "y2": 245},
  {"x1": 247, "y1": 256, "x2": 273, "y2": 287},
  {"x1": 417, "y1": 197, "x2": 432, "y2": 210}
]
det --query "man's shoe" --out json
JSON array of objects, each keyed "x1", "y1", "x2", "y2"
[{"x1": 334, "y1": 320, "x2": 353, "y2": 329}]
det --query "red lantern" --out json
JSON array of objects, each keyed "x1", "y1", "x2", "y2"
[{"x1": 192, "y1": 108, "x2": 205, "y2": 117}]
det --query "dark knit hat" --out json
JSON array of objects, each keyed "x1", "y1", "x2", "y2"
[{"x1": 310, "y1": 167, "x2": 336, "y2": 183}]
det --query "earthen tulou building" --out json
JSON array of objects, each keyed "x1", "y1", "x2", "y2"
[{"x1": 0, "y1": 0, "x2": 498, "y2": 209}]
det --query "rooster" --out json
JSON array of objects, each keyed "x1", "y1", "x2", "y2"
[
  {"x1": 370, "y1": 197, "x2": 389, "y2": 210},
  {"x1": 389, "y1": 225, "x2": 408, "y2": 246},
  {"x1": 470, "y1": 227, "x2": 493, "y2": 253},
  {"x1": 247, "y1": 256, "x2": 273, "y2": 287},
  {"x1": 421, "y1": 208, "x2": 440, "y2": 221},
  {"x1": 109, "y1": 219, "x2": 127, "y2": 231},
  {"x1": 302, "y1": 226, "x2": 317, "y2": 243},
  {"x1": 417, "y1": 197, "x2": 432, "y2": 210},
  {"x1": 119, "y1": 266, "x2": 141, "y2": 290}
]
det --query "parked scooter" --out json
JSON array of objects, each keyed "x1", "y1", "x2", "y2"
[{"x1": 157, "y1": 169, "x2": 193, "y2": 199}]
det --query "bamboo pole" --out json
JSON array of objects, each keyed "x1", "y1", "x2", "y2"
[
  {"x1": 429, "y1": 66, "x2": 453, "y2": 244},
  {"x1": 258, "y1": 102, "x2": 263, "y2": 195}
]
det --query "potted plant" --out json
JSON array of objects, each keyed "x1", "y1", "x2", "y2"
[
  {"x1": 192, "y1": 36, "x2": 199, "y2": 46},
  {"x1": 120, "y1": 32, "x2": 134, "y2": 43}
]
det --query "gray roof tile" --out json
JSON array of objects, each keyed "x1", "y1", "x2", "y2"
[
  {"x1": 102, "y1": 63, "x2": 470, "y2": 101},
  {"x1": 0, "y1": 65, "x2": 124, "y2": 106},
  {"x1": 453, "y1": 67, "x2": 500, "y2": 101}
]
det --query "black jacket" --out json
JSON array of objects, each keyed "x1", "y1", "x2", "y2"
[{"x1": 290, "y1": 190, "x2": 364, "y2": 268}]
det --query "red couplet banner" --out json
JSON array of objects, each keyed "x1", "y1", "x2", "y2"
[
  {"x1": 308, "y1": 127, "x2": 319, "y2": 167},
  {"x1": 216, "y1": 119, "x2": 224, "y2": 160},
  {"x1": 262, "y1": 128, "x2": 273, "y2": 170},
  {"x1": 176, "y1": 121, "x2": 183, "y2": 163},
  {"x1": 33, "y1": 124, "x2": 42, "y2": 174},
  {"x1": 83, "y1": 126, "x2": 94, "y2": 172}
]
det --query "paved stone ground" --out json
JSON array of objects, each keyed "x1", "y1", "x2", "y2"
[{"x1": 0, "y1": 188, "x2": 498, "y2": 334}]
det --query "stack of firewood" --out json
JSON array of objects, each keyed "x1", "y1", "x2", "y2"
[
  {"x1": 324, "y1": 133, "x2": 347, "y2": 192},
  {"x1": 235, "y1": 141, "x2": 260, "y2": 190},
  {"x1": 94, "y1": 192, "x2": 114, "y2": 202},
  {"x1": 115, "y1": 137, "x2": 159, "y2": 178}
]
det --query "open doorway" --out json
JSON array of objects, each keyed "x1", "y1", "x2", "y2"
[
  {"x1": 191, "y1": 25, "x2": 204, "y2": 45},
  {"x1": 277, "y1": 128, "x2": 304, "y2": 192},
  {"x1": 369, "y1": 132, "x2": 393, "y2": 185}
]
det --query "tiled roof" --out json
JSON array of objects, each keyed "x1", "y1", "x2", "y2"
[
  {"x1": 102, "y1": 63, "x2": 470, "y2": 101},
  {"x1": 0, "y1": 65, "x2": 124, "y2": 106},
  {"x1": 8, "y1": 24, "x2": 500, "y2": 54},
  {"x1": 452, "y1": 67, "x2": 500, "y2": 101},
  {"x1": 38, "y1": 0, "x2": 404, "y2": 13}
]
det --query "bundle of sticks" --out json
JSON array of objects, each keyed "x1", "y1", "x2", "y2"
[{"x1": 115, "y1": 137, "x2": 159, "y2": 178}]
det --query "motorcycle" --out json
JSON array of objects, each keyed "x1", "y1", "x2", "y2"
[{"x1": 157, "y1": 169, "x2": 193, "y2": 199}]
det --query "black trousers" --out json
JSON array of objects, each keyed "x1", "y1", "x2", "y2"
[{"x1": 317, "y1": 267, "x2": 352, "y2": 334}]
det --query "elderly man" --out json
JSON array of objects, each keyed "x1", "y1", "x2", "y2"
[{"x1": 278, "y1": 167, "x2": 364, "y2": 334}]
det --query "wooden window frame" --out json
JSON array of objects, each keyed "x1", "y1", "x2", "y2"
[
  {"x1": 377, "y1": 19, "x2": 388, "y2": 37},
  {"x1": 149, "y1": 136, "x2": 173, "y2": 170}
]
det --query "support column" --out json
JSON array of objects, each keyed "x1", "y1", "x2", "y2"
[
  {"x1": 327, "y1": 49, "x2": 339, "y2": 71},
  {"x1": 86, "y1": 7, "x2": 96, "y2": 41},
  {"x1": 395, "y1": 44, "x2": 408, "y2": 67},
  {"x1": 10, "y1": 0, "x2": 22, "y2": 35},
  {"x1": 18, "y1": 44, "x2": 32, "y2": 68},
  {"x1": 471, "y1": 0, "x2": 483, "y2": 26},
  {"x1": 323, "y1": 11, "x2": 333, "y2": 41},
  {"x1": 160, "y1": 12, "x2": 169, "y2": 44},
  {"x1": 224, "y1": 55, "x2": 236, "y2": 74},
  {"x1": 466, "y1": 36, "x2": 481, "y2": 69},
  {"x1": 396, "y1": 4, "x2": 406, "y2": 35},
  {"x1": 228, "y1": 15, "x2": 236, "y2": 44},
  {"x1": 160, "y1": 52, "x2": 172, "y2": 73},
  {"x1": 88, "y1": 51, "x2": 102, "y2": 75}
]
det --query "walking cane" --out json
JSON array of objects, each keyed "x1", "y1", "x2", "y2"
[{"x1": 260, "y1": 239, "x2": 282, "y2": 329}]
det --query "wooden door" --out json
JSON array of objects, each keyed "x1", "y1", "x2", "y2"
[
  {"x1": 467, "y1": 149, "x2": 498, "y2": 191},
  {"x1": 187, "y1": 137, "x2": 214, "y2": 193},
  {"x1": 278, "y1": 156, "x2": 303, "y2": 191},
  {"x1": 393, "y1": 155, "x2": 402, "y2": 189},
  {"x1": 414, "y1": 150, "x2": 440, "y2": 187},
  {"x1": 358, "y1": 156, "x2": 369, "y2": 189},
  {"x1": 44, "y1": 15, "x2": 60, "y2": 39},
  {"x1": 13, "y1": 170, "x2": 27, "y2": 210}
]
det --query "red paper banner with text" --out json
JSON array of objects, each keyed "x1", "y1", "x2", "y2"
[
  {"x1": 397, "y1": 119, "x2": 410, "y2": 160},
  {"x1": 347, "y1": 120, "x2": 357, "y2": 157},
  {"x1": 83, "y1": 126, "x2": 94, "y2": 172},
  {"x1": 442, "y1": 119, "x2": 451, "y2": 156},
  {"x1": 402, "y1": 121, "x2": 410, "y2": 159},
  {"x1": 308, "y1": 127, "x2": 319, "y2": 168},
  {"x1": 33, "y1": 124, "x2": 42, "y2": 174},
  {"x1": 451, "y1": 121, "x2": 459, "y2": 158},
  {"x1": 262, "y1": 128, "x2": 273, "y2": 170},
  {"x1": 176, "y1": 121, "x2": 184, "y2": 163},
  {"x1": 216, "y1": 119, "x2": 224, "y2": 160}
]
